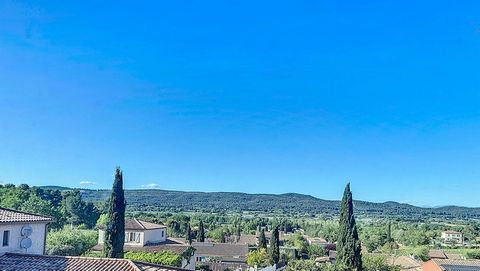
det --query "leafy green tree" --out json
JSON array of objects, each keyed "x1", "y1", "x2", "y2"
[
  {"x1": 288, "y1": 233, "x2": 309, "y2": 254},
  {"x1": 62, "y1": 190, "x2": 100, "y2": 228},
  {"x1": 104, "y1": 167, "x2": 126, "y2": 258},
  {"x1": 96, "y1": 214, "x2": 109, "y2": 228},
  {"x1": 46, "y1": 228, "x2": 98, "y2": 256},
  {"x1": 269, "y1": 227, "x2": 280, "y2": 265},
  {"x1": 259, "y1": 228, "x2": 267, "y2": 249},
  {"x1": 247, "y1": 249, "x2": 269, "y2": 268},
  {"x1": 198, "y1": 220, "x2": 205, "y2": 242},
  {"x1": 21, "y1": 194, "x2": 64, "y2": 230},
  {"x1": 337, "y1": 183, "x2": 362, "y2": 271},
  {"x1": 308, "y1": 244, "x2": 326, "y2": 258}
]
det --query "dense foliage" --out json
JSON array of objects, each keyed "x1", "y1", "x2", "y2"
[
  {"x1": 46, "y1": 228, "x2": 97, "y2": 256},
  {"x1": 247, "y1": 249, "x2": 270, "y2": 268},
  {"x1": 79, "y1": 188, "x2": 480, "y2": 220},
  {"x1": 0, "y1": 184, "x2": 99, "y2": 230},
  {"x1": 124, "y1": 251, "x2": 183, "y2": 267}
]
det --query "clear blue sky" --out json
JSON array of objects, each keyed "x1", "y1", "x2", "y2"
[{"x1": 1, "y1": 1, "x2": 480, "y2": 207}]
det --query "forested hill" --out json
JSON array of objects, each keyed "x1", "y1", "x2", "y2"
[{"x1": 45, "y1": 187, "x2": 480, "y2": 220}]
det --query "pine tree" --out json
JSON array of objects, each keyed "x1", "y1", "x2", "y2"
[
  {"x1": 269, "y1": 227, "x2": 280, "y2": 265},
  {"x1": 186, "y1": 223, "x2": 192, "y2": 245},
  {"x1": 337, "y1": 183, "x2": 362, "y2": 271},
  {"x1": 103, "y1": 167, "x2": 126, "y2": 258},
  {"x1": 258, "y1": 228, "x2": 267, "y2": 249},
  {"x1": 198, "y1": 220, "x2": 205, "y2": 242}
]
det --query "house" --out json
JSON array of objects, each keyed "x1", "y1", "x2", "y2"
[
  {"x1": 305, "y1": 236, "x2": 328, "y2": 246},
  {"x1": 428, "y1": 250, "x2": 448, "y2": 259},
  {"x1": 0, "y1": 207, "x2": 53, "y2": 255},
  {"x1": 98, "y1": 219, "x2": 167, "y2": 246},
  {"x1": 385, "y1": 255, "x2": 422, "y2": 271},
  {"x1": 192, "y1": 242, "x2": 249, "y2": 270},
  {"x1": 95, "y1": 219, "x2": 195, "y2": 270},
  {"x1": 441, "y1": 231, "x2": 464, "y2": 245},
  {"x1": 0, "y1": 252, "x2": 189, "y2": 271},
  {"x1": 422, "y1": 259, "x2": 480, "y2": 271},
  {"x1": 236, "y1": 234, "x2": 258, "y2": 246}
]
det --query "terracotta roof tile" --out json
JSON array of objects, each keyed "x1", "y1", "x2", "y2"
[
  {"x1": 192, "y1": 242, "x2": 248, "y2": 259},
  {"x1": 0, "y1": 207, "x2": 53, "y2": 224},
  {"x1": 0, "y1": 253, "x2": 187, "y2": 271}
]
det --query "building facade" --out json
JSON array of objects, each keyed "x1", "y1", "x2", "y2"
[
  {"x1": 0, "y1": 207, "x2": 53, "y2": 255},
  {"x1": 441, "y1": 231, "x2": 464, "y2": 245}
]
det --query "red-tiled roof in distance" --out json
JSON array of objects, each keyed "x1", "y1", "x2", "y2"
[
  {"x1": 0, "y1": 253, "x2": 188, "y2": 271},
  {"x1": 0, "y1": 207, "x2": 53, "y2": 224}
]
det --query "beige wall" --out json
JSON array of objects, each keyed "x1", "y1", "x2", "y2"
[
  {"x1": 0, "y1": 222, "x2": 48, "y2": 255},
  {"x1": 143, "y1": 228, "x2": 166, "y2": 245}
]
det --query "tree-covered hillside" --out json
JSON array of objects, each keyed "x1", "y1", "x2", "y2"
[{"x1": 69, "y1": 188, "x2": 480, "y2": 220}]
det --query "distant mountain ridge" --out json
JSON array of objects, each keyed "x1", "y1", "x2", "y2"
[{"x1": 39, "y1": 186, "x2": 480, "y2": 220}]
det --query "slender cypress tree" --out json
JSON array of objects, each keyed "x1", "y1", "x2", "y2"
[
  {"x1": 269, "y1": 227, "x2": 280, "y2": 265},
  {"x1": 337, "y1": 183, "x2": 362, "y2": 271},
  {"x1": 198, "y1": 220, "x2": 205, "y2": 242},
  {"x1": 236, "y1": 224, "x2": 241, "y2": 242},
  {"x1": 186, "y1": 223, "x2": 192, "y2": 245},
  {"x1": 103, "y1": 167, "x2": 126, "y2": 258},
  {"x1": 258, "y1": 228, "x2": 267, "y2": 250},
  {"x1": 387, "y1": 221, "x2": 392, "y2": 243}
]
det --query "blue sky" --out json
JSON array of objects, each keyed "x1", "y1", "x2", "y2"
[{"x1": 1, "y1": 1, "x2": 480, "y2": 207}]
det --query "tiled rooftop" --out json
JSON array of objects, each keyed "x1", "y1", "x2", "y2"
[
  {"x1": 0, "y1": 207, "x2": 54, "y2": 224},
  {"x1": 0, "y1": 253, "x2": 187, "y2": 271},
  {"x1": 192, "y1": 242, "x2": 248, "y2": 258},
  {"x1": 433, "y1": 258, "x2": 480, "y2": 269}
]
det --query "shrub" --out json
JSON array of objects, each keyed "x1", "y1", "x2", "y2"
[
  {"x1": 124, "y1": 251, "x2": 183, "y2": 267},
  {"x1": 47, "y1": 228, "x2": 98, "y2": 256}
]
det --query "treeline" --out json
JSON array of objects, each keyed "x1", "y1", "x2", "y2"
[
  {"x1": 0, "y1": 184, "x2": 100, "y2": 230},
  {"x1": 78, "y1": 189, "x2": 480, "y2": 220}
]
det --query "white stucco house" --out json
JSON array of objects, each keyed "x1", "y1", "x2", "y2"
[
  {"x1": 98, "y1": 218, "x2": 167, "y2": 246},
  {"x1": 441, "y1": 230, "x2": 464, "y2": 245},
  {"x1": 0, "y1": 207, "x2": 53, "y2": 255},
  {"x1": 96, "y1": 219, "x2": 195, "y2": 270}
]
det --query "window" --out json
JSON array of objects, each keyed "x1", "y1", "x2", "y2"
[
  {"x1": 2, "y1": 231, "x2": 9, "y2": 247},
  {"x1": 125, "y1": 232, "x2": 141, "y2": 243},
  {"x1": 161, "y1": 230, "x2": 164, "y2": 238}
]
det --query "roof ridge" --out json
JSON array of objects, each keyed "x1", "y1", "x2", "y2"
[
  {"x1": 133, "y1": 260, "x2": 188, "y2": 270},
  {"x1": 133, "y1": 218, "x2": 146, "y2": 230},
  {"x1": 0, "y1": 206, "x2": 54, "y2": 220},
  {"x1": 5, "y1": 252, "x2": 130, "y2": 262}
]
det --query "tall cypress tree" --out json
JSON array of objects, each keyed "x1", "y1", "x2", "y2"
[
  {"x1": 198, "y1": 220, "x2": 205, "y2": 242},
  {"x1": 269, "y1": 227, "x2": 280, "y2": 265},
  {"x1": 337, "y1": 183, "x2": 362, "y2": 271},
  {"x1": 236, "y1": 224, "x2": 241, "y2": 242},
  {"x1": 387, "y1": 221, "x2": 392, "y2": 243},
  {"x1": 258, "y1": 228, "x2": 267, "y2": 250},
  {"x1": 103, "y1": 167, "x2": 126, "y2": 258},
  {"x1": 186, "y1": 223, "x2": 192, "y2": 245}
]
